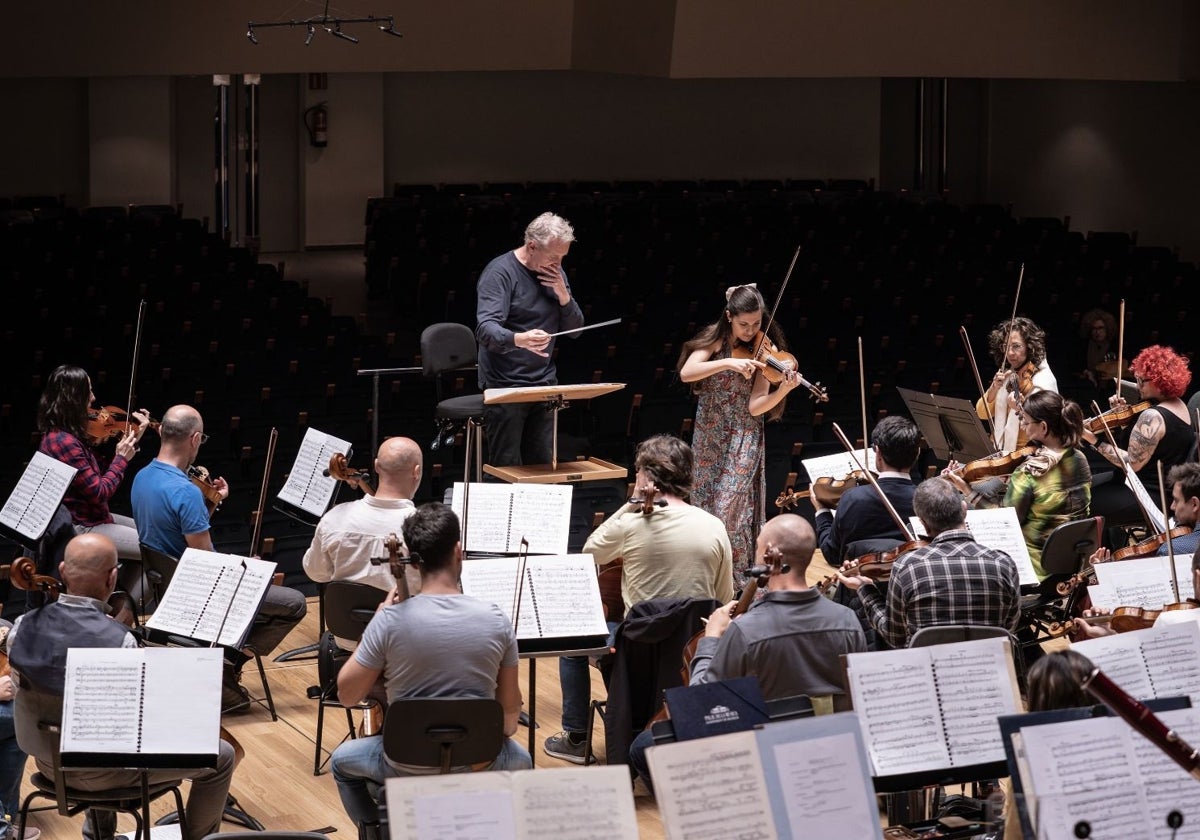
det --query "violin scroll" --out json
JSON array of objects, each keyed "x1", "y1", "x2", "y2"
[
  {"x1": 627, "y1": 481, "x2": 666, "y2": 515},
  {"x1": 325, "y1": 452, "x2": 376, "y2": 496},
  {"x1": 187, "y1": 465, "x2": 225, "y2": 516}
]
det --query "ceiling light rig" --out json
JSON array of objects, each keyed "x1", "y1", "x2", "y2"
[{"x1": 247, "y1": 2, "x2": 403, "y2": 46}]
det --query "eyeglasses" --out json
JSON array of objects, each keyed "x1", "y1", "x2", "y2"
[{"x1": 196, "y1": 432, "x2": 210, "y2": 444}]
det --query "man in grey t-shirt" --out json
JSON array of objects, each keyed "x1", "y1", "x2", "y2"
[{"x1": 330, "y1": 504, "x2": 531, "y2": 830}]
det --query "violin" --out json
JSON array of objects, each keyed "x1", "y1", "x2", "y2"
[
  {"x1": 187, "y1": 465, "x2": 224, "y2": 516},
  {"x1": 733, "y1": 331, "x2": 829, "y2": 402},
  {"x1": 775, "y1": 470, "x2": 873, "y2": 511},
  {"x1": 325, "y1": 452, "x2": 375, "y2": 496},
  {"x1": 86, "y1": 405, "x2": 158, "y2": 447},
  {"x1": 368, "y1": 533, "x2": 412, "y2": 600},
  {"x1": 3, "y1": 556, "x2": 135, "y2": 628},
  {"x1": 839, "y1": 539, "x2": 931, "y2": 582},
  {"x1": 1111, "y1": 525, "x2": 1194, "y2": 562},
  {"x1": 952, "y1": 445, "x2": 1038, "y2": 483},
  {"x1": 1083, "y1": 400, "x2": 1152, "y2": 438},
  {"x1": 627, "y1": 481, "x2": 666, "y2": 515}
]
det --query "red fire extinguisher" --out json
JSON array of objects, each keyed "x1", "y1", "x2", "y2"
[{"x1": 304, "y1": 103, "x2": 328, "y2": 148}]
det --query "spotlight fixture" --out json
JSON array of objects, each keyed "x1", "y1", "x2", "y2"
[{"x1": 246, "y1": 4, "x2": 402, "y2": 46}]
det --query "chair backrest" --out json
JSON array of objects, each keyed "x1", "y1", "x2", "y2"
[
  {"x1": 35, "y1": 505, "x2": 76, "y2": 576},
  {"x1": 419, "y1": 323, "x2": 478, "y2": 377},
  {"x1": 1040, "y1": 516, "x2": 1103, "y2": 577},
  {"x1": 139, "y1": 544, "x2": 179, "y2": 606},
  {"x1": 382, "y1": 697, "x2": 504, "y2": 773},
  {"x1": 909, "y1": 624, "x2": 1013, "y2": 648},
  {"x1": 323, "y1": 581, "x2": 387, "y2": 643}
]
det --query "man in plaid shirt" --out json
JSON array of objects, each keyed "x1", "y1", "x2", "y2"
[{"x1": 838, "y1": 477, "x2": 1020, "y2": 648}]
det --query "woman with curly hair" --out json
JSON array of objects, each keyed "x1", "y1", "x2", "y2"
[
  {"x1": 975, "y1": 316, "x2": 1058, "y2": 451},
  {"x1": 1089, "y1": 344, "x2": 1194, "y2": 532}
]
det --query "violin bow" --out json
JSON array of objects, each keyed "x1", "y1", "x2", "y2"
[
  {"x1": 249, "y1": 427, "x2": 279, "y2": 557},
  {"x1": 1115, "y1": 299, "x2": 1126, "y2": 400},
  {"x1": 1157, "y1": 461, "x2": 1180, "y2": 603},
  {"x1": 752, "y1": 244, "x2": 801, "y2": 360},
  {"x1": 857, "y1": 337, "x2": 869, "y2": 469},
  {"x1": 959, "y1": 325, "x2": 996, "y2": 434},
  {"x1": 511, "y1": 537, "x2": 530, "y2": 633},
  {"x1": 997, "y1": 262, "x2": 1025, "y2": 380},
  {"x1": 125, "y1": 299, "x2": 147, "y2": 428},
  {"x1": 832, "y1": 422, "x2": 917, "y2": 541}
]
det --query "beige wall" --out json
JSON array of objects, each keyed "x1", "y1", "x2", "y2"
[{"x1": 88, "y1": 77, "x2": 173, "y2": 207}]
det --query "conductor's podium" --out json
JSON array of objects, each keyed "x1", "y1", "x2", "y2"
[{"x1": 481, "y1": 383, "x2": 628, "y2": 484}]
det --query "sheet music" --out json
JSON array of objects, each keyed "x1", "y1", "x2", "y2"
[
  {"x1": 0, "y1": 452, "x2": 76, "y2": 541},
  {"x1": 459, "y1": 555, "x2": 607, "y2": 639},
  {"x1": 515, "y1": 767, "x2": 637, "y2": 839},
  {"x1": 276, "y1": 427, "x2": 351, "y2": 517},
  {"x1": 145, "y1": 548, "x2": 276, "y2": 647},
  {"x1": 60, "y1": 647, "x2": 221, "y2": 757},
  {"x1": 909, "y1": 507, "x2": 1038, "y2": 586},
  {"x1": 647, "y1": 731, "x2": 777, "y2": 840},
  {"x1": 450, "y1": 483, "x2": 572, "y2": 555},
  {"x1": 1090, "y1": 555, "x2": 1195, "y2": 610},
  {"x1": 1126, "y1": 470, "x2": 1168, "y2": 535},
  {"x1": 1072, "y1": 621, "x2": 1200, "y2": 706},
  {"x1": 757, "y1": 715, "x2": 882, "y2": 840},
  {"x1": 386, "y1": 767, "x2": 637, "y2": 840},
  {"x1": 801, "y1": 449, "x2": 877, "y2": 482},
  {"x1": 847, "y1": 638, "x2": 1018, "y2": 776},
  {"x1": 1130, "y1": 708, "x2": 1200, "y2": 840}
]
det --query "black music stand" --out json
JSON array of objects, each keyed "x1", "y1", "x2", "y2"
[{"x1": 896, "y1": 387, "x2": 995, "y2": 463}]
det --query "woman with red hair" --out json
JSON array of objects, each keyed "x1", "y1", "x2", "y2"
[{"x1": 1090, "y1": 345, "x2": 1195, "y2": 536}]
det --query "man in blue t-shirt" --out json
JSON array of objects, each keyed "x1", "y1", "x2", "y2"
[
  {"x1": 475, "y1": 212, "x2": 585, "y2": 467},
  {"x1": 131, "y1": 405, "x2": 306, "y2": 714}
]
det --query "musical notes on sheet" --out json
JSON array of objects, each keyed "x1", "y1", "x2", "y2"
[
  {"x1": 459, "y1": 555, "x2": 608, "y2": 640},
  {"x1": 1090, "y1": 555, "x2": 1196, "y2": 610},
  {"x1": 277, "y1": 427, "x2": 351, "y2": 517},
  {"x1": 0, "y1": 452, "x2": 76, "y2": 541},
  {"x1": 450, "y1": 483, "x2": 572, "y2": 555},
  {"x1": 145, "y1": 549, "x2": 277, "y2": 648},
  {"x1": 1073, "y1": 621, "x2": 1200, "y2": 708}
]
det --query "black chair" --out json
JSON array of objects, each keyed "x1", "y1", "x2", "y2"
[
  {"x1": 382, "y1": 698, "x2": 505, "y2": 773},
  {"x1": 137, "y1": 543, "x2": 278, "y2": 720},
  {"x1": 419, "y1": 323, "x2": 484, "y2": 461},
  {"x1": 1019, "y1": 516, "x2": 1104, "y2": 649},
  {"x1": 15, "y1": 689, "x2": 188, "y2": 840},
  {"x1": 311, "y1": 581, "x2": 386, "y2": 775}
]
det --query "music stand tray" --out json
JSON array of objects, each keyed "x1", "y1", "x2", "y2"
[
  {"x1": 896, "y1": 386, "x2": 995, "y2": 463},
  {"x1": 482, "y1": 383, "x2": 629, "y2": 483}
]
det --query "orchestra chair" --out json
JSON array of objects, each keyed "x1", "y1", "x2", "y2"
[
  {"x1": 32, "y1": 504, "x2": 75, "y2": 578},
  {"x1": 311, "y1": 580, "x2": 386, "y2": 775},
  {"x1": 136, "y1": 543, "x2": 278, "y2": 721},
  {"x1": 14, "y1": 687, "x2": 188, "y2": 840},
  {"x1": 419, "y1": 323, "x2": 484, "y2": 463},
  {"x1": 381, "y1": 698, "x2": 504, "y2": 773},
  {"x1": 201, "y1": 833, "x2": 333, "y2": 840},
  {"x1": 1017, "y1": 516, "x2": 1103, "y2": 655}
]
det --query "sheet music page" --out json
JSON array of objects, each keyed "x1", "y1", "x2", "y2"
[
  {"x1": 276, "y1": 427, "x2": 351, "y2": 517},
  {"x1": 1091, "y1": 555, "x2": 1195, "y2": 610},
  {"x1": 514, "y1": 766, "x2": 638, "y2": 840},
  {"x1": 801, "y1": 449, "x2": 877, "y2": 482},
  {"x1": 0, "y1": 452, "x2": 76, "y2": 541},
  {"x1": 953, "y1": 507, "x2": 1039, "y2": 587},
  {"x1": 756, "y1": 714, "x2": 882, "y2": 840},
  {"x1": 845, "y1": 647, "x2": 951, "y2": 776},
  {"x1": 61, "y1": 647, "x2": 221, "y2": 756},
  {"x1": 1129, "y1": 707, "x2": 1200, "y2": 839},
  {"x1": 646, "y1": 731, "x2": 777, "y2": 840},
  {"x1": 459, "y1": 555, "x2": 607, "y2": 639},
  {"x1": 1126, "y1": 471, "x2": 1168, "y2": 534},
  {"x1": 451, "y1": 483, "x2": 572, "y2": 554},
  {"x1": 928, "y1": 638, "x2": 1019, "y2": 766},
  {"x1": 1073, "y1": 622, "x2": 1200, "y2": 706},
  {"x1": 145, "y1": 549, "x2": 276, "y2": 647},
  {"x1": 1021, "y1": 716, "x2": 1154, "y2": 838},
  {"x1": 385, "y1": 772, "x2": 514, "y2": 840}
]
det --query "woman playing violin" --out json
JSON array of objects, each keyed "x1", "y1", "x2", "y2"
[
  {"x1": 36, "y1": 365, "x2": 151, "y2": 571},
  {"x1": 975, "y1": 316, "x2": 1058, "y2": 451},
  {"x1": 1089, "y1": 345, "x2": 1194, "y2": 536},
  {"x1": 678, "y1": 284, "x2": 801, "y2": 582},
  {"x1": 948, "y1": 392, "x2": 1092, "y2": 580}
]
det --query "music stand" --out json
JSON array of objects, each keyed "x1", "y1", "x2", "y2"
[
  {"x1": 482, "y1": 383, "x2": 629, "y2": 483},
  {"x1": 896, "y1": 387, "x2": 995, "y2": 463}
]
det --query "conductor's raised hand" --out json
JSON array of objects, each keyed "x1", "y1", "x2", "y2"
[
  {"x1": 515, "y1": 329, "x2": 552, "y2": 358},
  {"x1": 537, "y1": 265, "x2": 571, "y2": 305}
]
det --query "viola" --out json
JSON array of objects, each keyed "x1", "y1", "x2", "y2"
[
  {"x1": 1083, "y1": 400, "x2": 1152, "y2": 437},
  {"x1": 840, "y1": 539, "x2": 931, "y2": 582},
  {"x1": 86, "y1": 405, "x2": 158, "y2": 447},
  {"x1": 3, "y1": 556, "x2": 135, "y2": 628},
  {"x1": 187, "y1": 465, "x2": 224, "y2": 516},
  {"x1": 362, "y1": 532, "x2": 413, "y2": 736},
  {"x1": 776, "y1": 470, "x2": 873, "y2": 511},
  {"x1": 732, "y1": 330, "x2": 829, "y2": 402},
  {"x1": 627, "y1": 480, "x2": 666, "y2": 515},
  {"x1": 325, "y1": 452, "x2": 376, "y2": 496},
  {"x1": 1111, "y1": 525, "x2": 1193, "y2": 562},
  {"x1": 953, "y1": 445, "x2": 1038, "y2": 483}
]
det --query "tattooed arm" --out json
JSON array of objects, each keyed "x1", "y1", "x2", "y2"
[{"x1": 1095, "y1": 408, "x2": 1165, "y2": 472}]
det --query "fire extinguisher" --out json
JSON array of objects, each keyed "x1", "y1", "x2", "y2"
[{"x1": 304, "y1": 103, "x2": 328, "y2": 148}]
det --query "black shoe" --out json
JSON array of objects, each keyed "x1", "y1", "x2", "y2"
[{"x1": 222, "y1": 682, "x2": 251, "y2": 715}]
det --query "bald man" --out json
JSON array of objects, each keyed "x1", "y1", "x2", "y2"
[
  {"x1": 131, "y1": 405, "x2": 307, "y2": 714},
  {"x1": 627, "y1": 514, "x2": 866, "y2": 793},
  {"x1": 8, "y1": 534, "x2": 235, "y2": 840},
  {"x1": 303, "y1": 437, "x2": 425, "y2": 646}
]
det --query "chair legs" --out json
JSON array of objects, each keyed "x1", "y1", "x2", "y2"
[
  {"x1": 584, "y1": 699, "x2": 606, "y2": 766},
  {"x1": 246, "y1": 648, "x2": 278, "y2": 720}
]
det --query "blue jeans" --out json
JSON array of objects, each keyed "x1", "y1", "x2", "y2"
[
  {"x1": 0, "y1": 699, "x2": 27, "y2": 834},
  {"x1": 330, "y1": 735, "x2": 532, "y2": 825},
  {"x1": 628, "y1": 728, "x2": 655, "y2": 796},
  {"x1": 558, "y1": 622, "x2": 618, "y2": 734}
]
